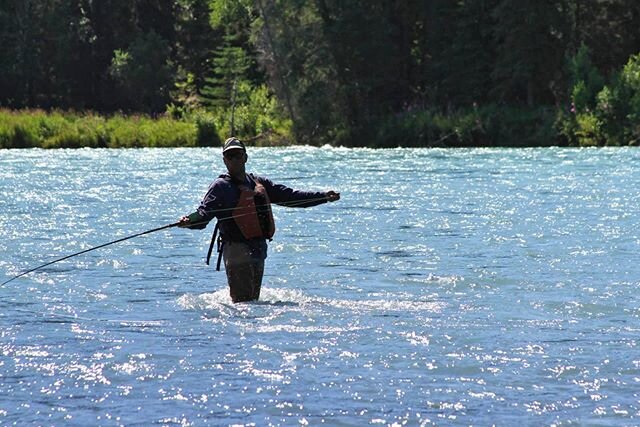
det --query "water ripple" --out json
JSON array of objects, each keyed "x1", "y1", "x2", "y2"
[{"x1": 1, "y1": 147, "x2": 640, "y2": 425}]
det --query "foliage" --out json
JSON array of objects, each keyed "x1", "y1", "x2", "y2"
[
  {"x1": 2, "y1": 1, "x2": 640, "y2": 147},
  {"x1": 191, "y1": 110, "x2": 220, "y2": 147},
  {"x1": 557, "y1": 52, "x2": 640, "y2": 146},
  {"x1": 371, "y1": 109, "x2": 481, "y2": 148},
  {"x1": 200, "y1": 35, "x2": 252, "y2": 115},
  {"x1": 169, "y1": 72, "x2": 201, "y2": 117},
  {"x1": 592, "y1": 54, "x2": 640, "y2": 145},
  {"x1": 212, "y1": 83, "x2": 292, "y2": 145},
  {"x1": 108, "y1": 30, "x2": 174, "y2": 114},
  {"x1": 568, "y1": 44, "x2": 605, "y2": 112},
  {"x1": 0, "y1": 109, "x2": 197, "y2": 148},
  {"x1": 323, "y1": 104, "x2": 558, "y2": 148},
  {"x1": 575, "y1": 113, "x2": 604, "y2": 146},
  {"x1": 491, "y1": 0, "x2": 569, "y2": 106},
  {"x1": 620, "y1": 54, "x2": 640, "y2": 125}
]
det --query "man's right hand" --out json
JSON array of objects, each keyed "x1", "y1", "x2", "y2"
[{"x1": 177, "y1": 216, "x2": 191, "y2": 228}]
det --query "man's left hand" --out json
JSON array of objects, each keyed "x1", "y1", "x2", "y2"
[{"x1": 325, "y1": 191, "x2": 340, "y2": 202}]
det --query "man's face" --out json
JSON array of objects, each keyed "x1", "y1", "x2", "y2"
[{"x1": 223, "y1": 149, "x2": 247, "y2": 174}]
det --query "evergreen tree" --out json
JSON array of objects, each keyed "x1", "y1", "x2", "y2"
[
  {"x1": 436, "y1": 0, "x2": 498, "y2": 108},
  {"x1": 200, "y1": 34, "x2": 251, "y2": 133},
  {"x1": 173, "y1": 0, "x2": 220, "y2": 109},
  {"x1": 568, "y1": 44, "x2": 605, "y2": 112},
  {"x1": 570, "y1": 0, "x2": 640, "y2": 76},
  {"x1": 491, "y1": 0, "x2": 570, "y2": 106},
  {"x1": 311, "y1": 0, "x2": 414, "y2": 142},
  {"x1": 0, "y1": 0, "x2": 41, "y2": 107},
  {"x1": 108, "y1": 30, "x2": 174, "y2": 113}
]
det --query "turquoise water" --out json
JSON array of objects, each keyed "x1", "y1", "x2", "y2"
[{"x1": 1, "y1": 147, "x2": 639, "y2": 426}]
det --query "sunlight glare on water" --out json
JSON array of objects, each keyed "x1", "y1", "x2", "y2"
[{"x1": 1, "y1": 147, "x2": 640, "y2": 425}]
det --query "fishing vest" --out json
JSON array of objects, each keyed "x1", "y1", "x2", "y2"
[
  {"x1": 206, "y1": 174, "x2": 276, "y2": 270},
  {"x1": 232, "y1": 176, "x2": 276, "y2": 240}
]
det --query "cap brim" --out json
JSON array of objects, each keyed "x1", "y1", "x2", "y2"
[{"x1": 223, "y1": 146, "x2": 244, "y2": 153}]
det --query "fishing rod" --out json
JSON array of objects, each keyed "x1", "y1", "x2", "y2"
[
  {"x1": 188, "y1": 195, "x2": 338, "y2": 215},
  {"x1": 1, "y1": 221, "x2": 181, "y2": 286},
  {"x1": 2, "y1": 194, "x2": 337, "y2": 286}
]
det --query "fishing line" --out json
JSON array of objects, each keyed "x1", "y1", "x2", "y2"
[
  {"x1": 1, "y1": 221, "x2": 180, "y2": 286},
  {"x1": 10, "y1": 306, "x2": 168, "y2": 326},
  {"x1": 193, "y1": 195, "x2": 336, "y2": 215},
  {"x1": 1, "y1": 195, "x2": 337, "y2": 286}
]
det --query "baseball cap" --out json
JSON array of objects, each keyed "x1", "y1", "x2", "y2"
[{"x1": 222, "y1": 137, "x2": 246, "y2": 153}]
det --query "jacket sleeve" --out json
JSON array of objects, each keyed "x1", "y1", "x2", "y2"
[
  {"x1": 258, "y1": 176, "x2": 328, "y2": 208},
  {"x1": 185, "y1": 180, "x2": 226, "y2": 229}
]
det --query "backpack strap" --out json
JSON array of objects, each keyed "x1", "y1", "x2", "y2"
[
  {"x1": 216, "y1": 240, "x2": 224, "y2": 271},
  {"x1": 206, "y1": 222, "x2": 223, "y2": 271}
]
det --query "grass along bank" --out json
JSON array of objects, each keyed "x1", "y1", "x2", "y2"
[
  {"x1": 0, "y1": 107, "x2": 560, "y2": 149},
  {"x1": 0, "y1": 109, "x2": 198, "y2": 148},
  {"x1": 2, "y1": 101, "x2": 639, "y2": 149},
  {"x1": 0, "y1": 109, "x2": 293, "y2": 149}
]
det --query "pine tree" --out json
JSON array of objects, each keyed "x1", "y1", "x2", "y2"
[
  {"x1": 436, "y1": 0, "x2": 498, "y2": 108},
  {"x1": 200, "y1": 34, "x2": 251, "y2": 133},
  {"x1": 491, "y1": 0, "x2": 570, "y2": 106}
]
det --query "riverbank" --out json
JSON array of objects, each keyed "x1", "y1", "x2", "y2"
[
  {"x1": 0, "y1": 106, "x2": 636, "y2": 149},
  {"x1": 0, "y1": 109, "x2": 291, "y2": 149}
]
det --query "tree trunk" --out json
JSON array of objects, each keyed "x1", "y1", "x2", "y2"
[{"x1": 254, "y1": 0, "x2": 297, "y2": 135}]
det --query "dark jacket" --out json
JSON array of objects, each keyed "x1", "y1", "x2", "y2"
[{"x1": 187, "y1": 173, "x2": 328, "y2": 243}]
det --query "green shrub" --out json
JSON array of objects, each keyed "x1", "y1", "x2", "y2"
[
  {"x1": 0, "y1": 109, "x2": 205, "y2": 148},
  {"x1": 202, "y1": 84, "x2": 293, "y2": 146},
  {"x1": 483, "y1": 106, "x2": 558, "y2": 147},
  {"x1": 586, "y1": 54, "x2": 640, "y2": 145},
  {"x1": 0, "y1": 110, "x2": 40, "y2": 148},
  {"x1": 574, "y1": 112, "x2": 604, "y2": 146},
  {"x1": 594, "y1": 85, "x2": 625, "y2": 145},
  {"x1": 568, "y1": 44, "x2": 605, "y2": 113},
  {"x1": 193, "y1": 111, "x2": 220, "y2": 147},
  {"x1": 370, "y1": 105, "x2": 558, "y2": 148},
  {"x1": 621, "y1": 54, "x2": 640, "y2": 144},
  {"x1": 11, "y1": 124, "x2": 40, "y2": 148},
  {"x1": 145, "y1": 117, "x2": 196, "y2": 147},
  {"x1": 372, "y1": 109, "x2": 451, "y2": 148}
]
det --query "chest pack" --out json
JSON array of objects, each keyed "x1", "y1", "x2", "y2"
[
  {"x1": 233, "y1": 179, "x2": 276, "y2": 240},
  {"x1": 206, "y1": 174, "x2": 275, "y2": 270}
]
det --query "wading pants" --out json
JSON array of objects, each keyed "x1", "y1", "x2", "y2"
[{"x1": 222, "y1": 241, "x2": 265, "y2": 303}]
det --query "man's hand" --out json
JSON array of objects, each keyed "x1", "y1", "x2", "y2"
[
  {"x1": 325, "y1": 191, "x2": 340, "y2": 202},
  {"x1": 177, "y1": 215, "x2": 191, "y2": 228}
]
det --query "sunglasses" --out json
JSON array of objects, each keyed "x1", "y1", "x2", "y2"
[{"x1": 224, "y1": 150, "x2": 245, "y2": 160}]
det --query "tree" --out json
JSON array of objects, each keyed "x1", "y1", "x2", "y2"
[
  {"x1": 200, "y1": 34, "x2": 252, "y2": 133},
  {"x1": 108, "y1": 30, "x2": 174, "y2": 113},
  {"x1": 0, "y1": 0, "x2": 41, "y2": 107},
  {"x1": 491, "y1": 0, "x2": 570, "y2": 106},
  {"x1": 570, "y1": 0, "x2": 640, "y2": 77},
  {"x1": 433, "y1": 0, "x2": 498, "y2": 108},
  {"x1": 568, "y1": 44, "x2": 605, "y2": 112},
  {"x1": 172, "y1": 0, "x2": 220, "y2": 110}
]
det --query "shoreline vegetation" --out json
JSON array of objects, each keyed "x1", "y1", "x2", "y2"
[
  {"x1": 0, "y1": 108, "x2": 292, "y2": 149},
  {"x1": 2, "y1": 99, "x2": 639, "y2": 149},
  {"x1": 3, "y1": 2, "x2": 640, "y2": 149},
  {"x1": 0, "y1": 106, "x2": 549, "y2": 149},
  {"x1": 3, "y1": 46, "x2": 640, "y2": 149}
]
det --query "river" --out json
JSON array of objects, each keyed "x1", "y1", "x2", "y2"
[{"x1": 1, "y1": 147, "x2": 639, "y2": 425}]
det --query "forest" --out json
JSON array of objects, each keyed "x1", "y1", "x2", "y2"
[{"x1": 2, "y1": 0, "x2": 640, "y2": 148}]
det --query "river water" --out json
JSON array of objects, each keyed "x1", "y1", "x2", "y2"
[{"x1": 1, "y1": 147, "x2": 639, "y2": 426}]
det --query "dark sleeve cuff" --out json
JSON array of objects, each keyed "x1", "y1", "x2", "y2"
[{"x1": 186, "y1": 212, "x2": 209, "y2": 229}]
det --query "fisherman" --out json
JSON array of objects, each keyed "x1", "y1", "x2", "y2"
[{"x1": 178, "y1": 137, "x2": 340, "y2": 303}]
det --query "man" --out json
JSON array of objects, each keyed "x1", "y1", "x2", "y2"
[{"x1": 179, "y1": 137, "x2": 340, "y2": 303}]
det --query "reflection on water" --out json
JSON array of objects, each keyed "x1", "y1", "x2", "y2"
[{"x1": 1, "y1": 147, "x2": 640, "y2": 425}]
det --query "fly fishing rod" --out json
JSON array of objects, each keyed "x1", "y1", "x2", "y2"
[
  {"x1": 2, "y1": 194, "x2": 338, "y2": 286},
  {"x1": 1, "y1": 221, "x2": 181, "y2": 286}
]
